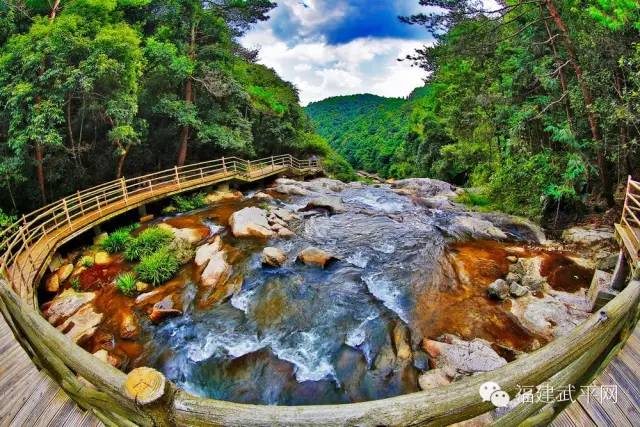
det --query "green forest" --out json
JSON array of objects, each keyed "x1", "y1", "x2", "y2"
[
  {"x1": 0, "y1": 0, "x2": 352, "y2": 218},
  {"x1": 309, "y1": 0, "x2": 640, "y2": 219},
  {"x1": 2, "y1": 0, "x2": 640, "y2": 222}
]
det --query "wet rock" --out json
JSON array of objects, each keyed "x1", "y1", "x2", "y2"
[
  {"x1": 423, "y1": 335, "x2": 507, "y2": 375},
  {"x1": 253, "y1": 191, "x2": 273, "y2": 201},
  {"x1": 391, "y1": 178, "x2": 456, "y2": 198},
  {"x1": 298, "y1": 247, "x2": 337, "y2": 268},
  {"x1": 392, "y1": 323, "x2": 412, "y2": 360},
  {"x1": 273, "y1": 179, "x2": 311, "y2": 196},
  {"x1": 135, "y1": 281, "x2": 186, "y2": 307},
  {"x1": 487, "y1": 279, "x2": 509, "y2": 300},
  {"x1": 505, "y1": 272, "x2": 521, "y2": 284},
  {"x1": 45, "y1": 274, "x2": 60, "y2": 293},
  {"x1": 418, "y1": 368, "x2": 451, "y2": 390},
  {"x1": 57, "y1": 263, "x2": 74, "y2": 282},
  {"x1": 57, "y1": 305, "x2": 103, "y2": 344},
  {"x1": 42, "y1": 289, "x2": 96, "y2": 325},
  {"x1": 136, "y1": 281, "x2": 150, "y2": 293},
  {"x1": 596, "y1": 252, "x2": 618, "y2": 272},
  {"x1": 94, "y1": 251, "x2": 112, "y2": 265},
  {"x1": 300, "y1": 196, "x2": 345, "y2": 214},
  {"x1": 119, "y1": 312, "x2": 139, "y2": 339},
  {"x1": 510, "y1": 294, "x2": 589, "y2": 339},
  {"x1": 195, "y1": 237, "x2": 222, "y2": 266},
  {"x1": 272, "y1": 208, "x2": 298, "y2": 222},
  {"x1": 201, "y1": 250, "x2": 231, "y2": 288},
  {"x1": 506, "y1": 255, "x2": 518, "y2": 263},
  {"x1": 149, "y1": 295, "x2": 182, "y2": 323},
  {"x1": 562, "y1": 226, "x2": 615, "y2": 248},
  {"x1": 262, "y1": 247, "x2": 287, "y2": 267},
  {"x1": 277, "y1": 227, "x2": 295, "y2": 238},
  {"x1": 509, "y1": 282, "x2": 529, "y2": 298},
  {"x1": 511, "y1": 257, "x2": 546, "y2": 291},
  {"x1": 49, "y1": 253, "x2": 64, "y2": 273},
  {"x1": 205, "y1": 190, "x2": 243, "y2": 204},
  {"x1": 159, "y1": 223, "x2": 203, "y2": 244},
  {"x1": 229, "y1": 207, "x2": 274, "y2": 238},
  {"x1": 449, "y1": 215, "x2": 507, "y2": 240}
]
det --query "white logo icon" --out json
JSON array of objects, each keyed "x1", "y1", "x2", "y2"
[{"x1": 479, "y1": 382, "x2": 510, "y2": 408}]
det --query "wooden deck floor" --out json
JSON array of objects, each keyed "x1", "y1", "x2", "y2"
[
  {"x1": 0, "y1": 314, "x2": 100, "y2": 427},
  {"x1": 551, "y1": 321, "x2": 640, "y2": 427}
]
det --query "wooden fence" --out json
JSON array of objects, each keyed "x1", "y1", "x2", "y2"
[
  {"x1": 616, "y1": 176, "x2": 640, "y2": 278},
  {"x1": 0, "y1": 156, "x2": 638, "y2": 426}
]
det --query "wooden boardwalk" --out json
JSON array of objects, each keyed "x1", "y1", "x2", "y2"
[
  {"x1": 0, "y1": 314, "x2": 100, "y2": 426},
  {"x1": 551, "y1": 321, "x2": 640, "y2": 427}
]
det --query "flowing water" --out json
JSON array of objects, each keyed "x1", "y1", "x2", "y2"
[{"x1": 46, "y1": 179, "x2": 593, "y2": 405}]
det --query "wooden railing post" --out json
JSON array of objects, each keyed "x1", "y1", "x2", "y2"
[
  {"x1": 271, "y1": 156, "x2": 275, "y2": 170},
  {"x1": 174, "y1": 166, "x2": 181, "y2": 188},
  {"x1": 77, "y1": 191, "x2": 84, "y2": 215},
  {"x1": 62, "y1": 198, "x2": 72, "y2": 228},
  {"x1": 222, "y1": 157, "x2": 227, "y2": 173},
  {"x1": 121, "y1": 177, "x2": 128, "y2": 205}
]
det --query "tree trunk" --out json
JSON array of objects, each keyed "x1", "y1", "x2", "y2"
[
  {"x1": 544, "y1": 0, "x2": 613, "y2": 206},
  {"x1": 35, "y1": 142, "x2": 46, "y2": 204},
  {"x1": 49, "y1": 1, "x2": 61, "y2": 20},
  {"x1": 176, "y1": 23, "x2": 196, "y2": 167},
  {"x1": 116, "y1": 149, "x2": 128, "y2": 179}
]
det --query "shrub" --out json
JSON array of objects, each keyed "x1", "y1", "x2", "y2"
[
  {"x1": 171, "y1": 192, "x2": 207, "y2": 213},
  {"x1": 134, "y1": 248, "x2": 180, "y2": 286},
  {"x1": 70, "y1": 277, "x2": 81, "y2": 291},
  {"x1": 115, "y1": 272, "x2": 138, "y2": 296},
  {"x1": 101, "y1": 228, "x2": 133, "y2": 253},
  {"x1": 168, "y1": 237, "x2": 195, "y2": 265},
  {"x1": 124, "y1": 226, "x2": 174, "y2": 261},
  {"x1": 80, "y1": 256, "x2": 94, "y2": 268}
]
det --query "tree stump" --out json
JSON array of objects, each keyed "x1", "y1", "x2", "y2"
[{"x1": 123, "y1": 367, "x2": 166, "y2": 405}]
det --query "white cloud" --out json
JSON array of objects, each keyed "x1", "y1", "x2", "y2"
[{"x1": 241, "y1": 28, "x2": 432, "y2": 105}]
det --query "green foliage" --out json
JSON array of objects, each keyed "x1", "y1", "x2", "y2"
[
  {"x1": 115, "y1": 272, "x2": 137, "y2": 296},
  {"x1": 168, "y1": 237, "x2": 195, "y2": 264},
  {"x1": 455, "y1": 190, "x2": 492, "y2": 209},
  {"x1": 80, "y1": 256, "x2": 95, "y2": 268},
  {"x1": 134, "y1": 248, "x2": 179, "y2": 285},
  {"x1": 70, "y1": 276, "x2": 81, "y2": 291},
  {"x1": 101, "y1": 228, "x2": 133, "y2": 254},
  {"x1": 169, "y1": 192, "x2": 207, "y2": 213},
  {"x1": 123, "y1": 226, "x2": 174, "y2": 261}
]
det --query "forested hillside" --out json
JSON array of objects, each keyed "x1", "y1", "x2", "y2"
[
  {"x1": 0, "y1": 0, "x2": 351, "y2": 216},
  {"x1": 311, "y1": 1, "x2": 640, "y2": 219}
]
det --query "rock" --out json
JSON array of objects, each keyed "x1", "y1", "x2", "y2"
[
  {"x1": 94, "y1": 251, "x2": 112, "y2": 265},
  {"x1": 205, "y1": 190, "x2": 243, "y2": 204},
  {"x1": 300, "y1": 196, "x2": 345, "y2": 214},
  {"x1": 510, "y1": 294, "x2": 589, "y2": 339},
  {"x1": 45, "y1": 274, "x2": 60, "y2": 293},
  {"x1": 596, "y1": 252, "x2": 618, "y2": 272},
  {"x1": 562, "y1": 226, "x2": 615, "y2": 247},
  {"x1": 119, "y1": 312, "x2": 139, "y2": 339},
  {"x1": 149, "y1": 295, "x2": 182, "y2": 323},
  {"x1": 229, "y1": 207, "x2": 274, "y2": 239},
  {"x1": 449, "y1": 216, "x2": 508, "y2": 240},
  {"x1": 272, "y1": 208, "x2": 298, "y2": 222},
  {"x1": 422, "y1": 335, "x2": 507, "y2": 375},
  {"x1": 168, "y1": 237, "x2": 196, "y2": 264},
  {"x1": 136, "y1": 281, "x2": 150, "y2": 293},
  {"x1": 57, "y1": 263, "x2": 74, "y2": 282},
  {"x1": 505, "y1": 272, "x2": 521, "y2": 284},
  {"x1": 487, "y1": 279, "x2": 509, "y2": 300},
  {"x1": 506, "y1": 255, "x2": 518, "y2": 263},
  {"x1": 268, "y1": 215, "x2": 287, "y2": 228},
  {"x1": 509, "y1": 282, "x2": 529, "y2": 298},
  {"x1": 42, "y1": 289, "x2": 96, "y2": 325},
  {"x1": 93, "y1": 232, "x2": 108, "y2": 246},
  {"x1": 201, "y1": 250, "x2": 231, "y2": 288},
  {"x1": 273, "y1": 179, "x2": 311, "y2": 196},
  {"x1": 253, "y1": 191, "x2": 273, "y2": 201},
  {"x1": 140, "y1": 214, "x2": 154, "y2": 223},
  {"x1": 159, "y1": 223, "x2": 203, "y2": 244},
  {"x1": 392, "y1": 323, "x2": 412, "y2": 360},
  {"x1": 49, "y1": 253, "x2": 64, "y2": 272},
  {"x1": 298, "y1": 247, "x2": 337, "y2": 268},
  {"x1": 418, "y1": 368, "x2": 451, "y2": 390},
  {"x1": 57, "y1": 305, "x2": 103, "y2": 344},
  {"x1": 195, "y1": 237, "x2": 223, "y2": 266},
  {"x1": 262, "y1": 247, "x2": 287, "y2": 267},
  {"x1": 510, "y1": 257, "x2": 546, "y2": 291},
  {"x1": 277, "y1": 227, "x2": 295, "y2": 238},
  {"x1": 391, "y1": 178, "x2": 456, "y2": 198},
  {"x1": 135, "y1": 281, "x2": 186, "y2": 307}
]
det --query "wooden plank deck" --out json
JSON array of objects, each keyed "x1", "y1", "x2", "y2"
[
  {"x1": 551, "y1": 321, "x2": 640, "y2": 427},
  {"x1": 0, "y1": 314, "x2": 101, "y2": 427}
]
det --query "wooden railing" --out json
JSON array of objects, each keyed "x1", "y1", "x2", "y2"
[
  {"x1": 616, "y1": 176, "x2": 640, "y2": 277},
  {"x1": 0, "y1": 154, "x2": 320, "y2": 307},
  {"x1": 0, "y1": 157, "x2": 639, "y2": 426}
]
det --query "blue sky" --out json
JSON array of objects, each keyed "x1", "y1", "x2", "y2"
[{"x1": 240, "y1": 0, "x2": 434, "y2": 105}]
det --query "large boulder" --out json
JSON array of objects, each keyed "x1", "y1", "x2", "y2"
[
  {"x1": 201, "y1": 250, "x2": 231, "y2": 288},
  {"x1": 510, "y1": 257, "x2": 546, "y2": 291},
  {"x1": 158, "y1": 223, "x2": 203, "y2": 244},
  {"x1": 422, "y1": 335, "x2": 507, "y2": 376},
  {"x1": 195, "y1": 238, "x2": 222, "y2": 266},
  {"x1": 448, "y1": 215, "x2": 508, "y2": 240},
  {"x1": 510, "y1": 294, "x2": 589, "y2": 339},
  {"x1": 42, "y1": 289, "x2": 96, "y2": 325},
  {"x1": 149, "y1": 295, "x2": 182, "y2": 323},
  {"x1": 262, "y1": 247, "x2": 287, "y2": 267},
  {"x1": 297, "y1": 247, "x2": 338, "y2": 268},
  {"x1": 300, "y1": 196, "x2": 345, "y2": 214},
  {"x1": 562, "y1": 226, "x2": 615, "y2": 247},
  {"x1": 205, "y1": 190, "x2": 243, "y2": 204},
  {"x1": 391, "y1": 178, "x2": 456, "y2": 198},
  {"x1": 229, "y1": 207, "x2": 274, "y2": 238}
]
